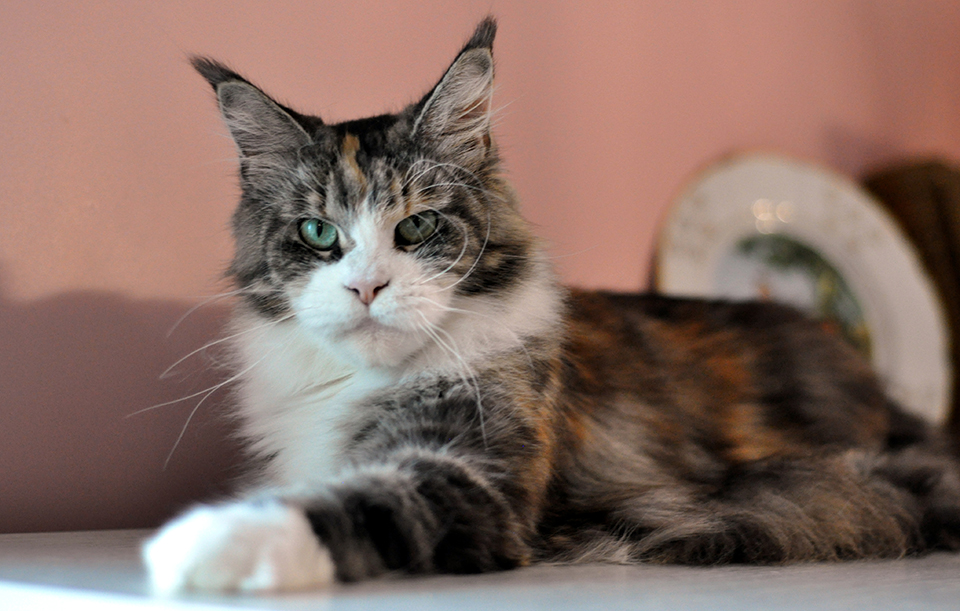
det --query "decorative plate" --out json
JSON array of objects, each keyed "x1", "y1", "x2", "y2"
[{"x1": 655, "y1": 153, "x2": 951, "y2": 423}]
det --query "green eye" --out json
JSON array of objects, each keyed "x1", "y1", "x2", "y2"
[
  {"x1": 395, "y1": 211, "x2": 439, "y2": 247},
  {"x1": 299, "y1": 218, "x2": 338, "y2": 250}
]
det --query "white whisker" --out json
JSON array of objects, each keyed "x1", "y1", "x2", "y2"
[
  {"x1": 165, "y1": 286, "x2": 250, "y2": 338},
  {"x1": 416, "y1": 211, "x2": 471, "y2": 286},
  {"x1": 438, "y1": 208, "x2": 491, "y2": 293},
  {"x1": 130, "y1": 348, "x2": 273, "y2": 418},
  {"x1": 161, "y1": 382, "x2": 219, "y2": 470},
  {"x1": 160, "y1": 313, "x2": 296, "y2": 380},
  {"x1": 416, "y1": 312, "x2": 487, "y2": 448},
  {"x1": 417, "y1": 297, "x2": 535, "y2": 370},
  {"x1": 157, "y1": 312, "x2": 306, "y2": 468}
]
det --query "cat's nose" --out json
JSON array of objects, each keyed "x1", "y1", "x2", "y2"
[{"x1": 346, "y1": 279, "x2": 389, "y2": 306}]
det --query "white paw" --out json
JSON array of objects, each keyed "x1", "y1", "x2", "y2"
[{"x1": 142, "y1": 501, "x2": 335, "y2": 595}]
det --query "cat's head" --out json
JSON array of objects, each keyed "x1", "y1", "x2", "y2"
[{"x1": 194, "y1": 18, "x2": 543, "y2": 368}]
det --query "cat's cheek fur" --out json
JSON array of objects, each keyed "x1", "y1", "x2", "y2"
[{"x1": 142, "y1": 501, "x2": 334, "y2": 595}]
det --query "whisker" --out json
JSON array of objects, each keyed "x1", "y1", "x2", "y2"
[
  {"x1": 403, "y1": 159, "x2": 506, "y2": 204},
  {"x1": 130, "y1": 350, "x2": 271, "y2": 418},
  {"x1": 416, "y1": 312, "x2": 487, "y2": 448},
  {"x1": 160, "y1": 313, "x2": 296, "y2": 380},
  {"x1": 402, "y1": 159, "x2": 480, "y2": 190},
  {"x1": 416, "y1": 212, "x2": 471, "y2": 286},
  {"x1": 293, "y1": 372, "x2": 355, "y2": 399},
  {"x1": 406, "y1": 159, "x2": 484, "y2": 190},
  {"x1": 155, "y1": 315, "x2": 303, "y2": 468},
  {"x1": 166, "y1": 286, "x2": 250, "y2": 338},
  {"x1": 162, "y1": 382, "x2": 219, "y2": 470},
  {"x1": 411, "y1": 181, "x2": 495, "y2": 199},
  {"x1": 438, "y1": 208, "x2": 491, "y2": 293},
  {"x1": 428, "y1": 321, "x2": 488, "y2": 449},
  {"x1": 417, "y1": 297, "x2": 535, "y2": 370},
  {"x1": 402, "y1": 159, "x2": 443, "y2": 190},
  {"x1": 410, "y1": 180, "x2": 506, "y2": 204}
]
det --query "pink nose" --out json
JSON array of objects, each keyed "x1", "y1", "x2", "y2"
[{"x1": 346, "y1": 279, "x2": 389, "y2": 306}]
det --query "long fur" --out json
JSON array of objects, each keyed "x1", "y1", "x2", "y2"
[{"x1": 143, "y1": 18, "x2": 960, "y2": 594}]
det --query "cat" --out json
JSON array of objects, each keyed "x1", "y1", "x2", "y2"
[{"x1": 143, "y1": 17, "x2": 960, "y2": 594}]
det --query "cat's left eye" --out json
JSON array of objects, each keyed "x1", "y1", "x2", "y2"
[{"x1": 395, "y1": 211, "x2": 439, "y2": 247}]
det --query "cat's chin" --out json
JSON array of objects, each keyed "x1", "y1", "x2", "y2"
[{"x1": 325, "y1": 319, "x2": 425, "y2": 370}]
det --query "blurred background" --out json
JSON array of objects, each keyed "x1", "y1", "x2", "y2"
[{"x1": 2, "y1": 1, "x2": 959, "y2": 532}]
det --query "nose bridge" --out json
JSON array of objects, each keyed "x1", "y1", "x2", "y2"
[
  {"x1": 343, "y1": 212, "x2": 387, "y2": 278},
  {"x1": 341, "y1": 211, "x2": 391, "y2": 306}
]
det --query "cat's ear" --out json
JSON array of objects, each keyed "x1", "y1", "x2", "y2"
[
  {"x1": 191, "y1": 57, "x2": 313, "y2": 157},
  {"x1": 412, "y1": 18, "x2": 497, "y2": 167}
]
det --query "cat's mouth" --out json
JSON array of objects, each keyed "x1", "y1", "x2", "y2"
[
  {"x1": 342, "y1": 315, "x2": 401, "y2": 338},
  {"x1": 350, "y1": 317, "x2": 384, "y2": 333}
]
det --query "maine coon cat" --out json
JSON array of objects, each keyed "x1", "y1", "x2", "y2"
[{"x1": 143, "y1": 18, "x2": 960, "y2": 594}]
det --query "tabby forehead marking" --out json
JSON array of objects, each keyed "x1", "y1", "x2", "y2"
[{"x1": 340, "y1": 133, "x2": 367, "y2": 194}]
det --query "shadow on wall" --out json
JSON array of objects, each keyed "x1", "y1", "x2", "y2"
[{"x1": 0, "y1": 276, "x2": 246, "y2": 533}]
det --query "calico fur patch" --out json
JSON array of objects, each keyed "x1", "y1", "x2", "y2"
[{"x1": 143, "y1": 17, "x2": 960, "y2": 594}]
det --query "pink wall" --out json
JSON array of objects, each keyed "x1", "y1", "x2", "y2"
[{"x1": 1, "y1": 1, "x2": 959, "y2": 532}]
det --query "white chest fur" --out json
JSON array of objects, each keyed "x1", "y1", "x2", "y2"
[{"x1": 231, "y1": 315, "x2": 393, "y2": 486}]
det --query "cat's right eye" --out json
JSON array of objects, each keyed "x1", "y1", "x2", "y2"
[{"x1": 298, "y1": 218, "x2": 339, "y2": 250}]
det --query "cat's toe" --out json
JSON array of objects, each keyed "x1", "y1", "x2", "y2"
[{"x1": 142, "y1": 501, "x2": 334, "y2": 595}]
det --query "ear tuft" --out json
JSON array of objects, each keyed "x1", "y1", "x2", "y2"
[
  {"x1": 464, "y1": 16, "x2": 497, "y2": 51},
  {"x1": 191, "y1": 56, "x2": 247, "y2": 90}
]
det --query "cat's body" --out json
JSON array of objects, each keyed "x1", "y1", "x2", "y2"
[{"x1": 143, "y1": 19, "x2": 960, "y2": 594}]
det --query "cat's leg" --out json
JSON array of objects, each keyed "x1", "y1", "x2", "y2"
[
  {"x1": 143, "y1": 452, "x2": 528, "y2": 594},
  {"x1": 143, "y1": 380, "x2": 543, "y2": 594},
  {"x1": 301, "y1": 452, "x2": 529, "y2": 580}
]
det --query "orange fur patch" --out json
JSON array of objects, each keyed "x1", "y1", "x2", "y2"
[
  {"x1": 722, "y1": 403, "x2": 793, "y2": 463},
  {"x1": 341, "y1": 133, "x2": 366, "y2": 190}
]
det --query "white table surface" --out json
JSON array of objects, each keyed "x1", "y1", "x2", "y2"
[{"x1": 1, "y1": 529, "x2": 959, "y2": 609}]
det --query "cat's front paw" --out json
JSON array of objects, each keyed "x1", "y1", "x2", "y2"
[{"x1": 142, "y1": 501, "x2": 334, "y2": 595}]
